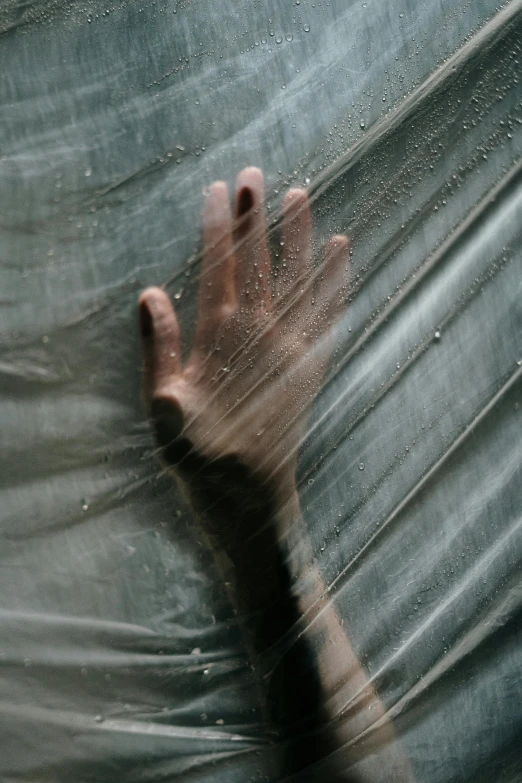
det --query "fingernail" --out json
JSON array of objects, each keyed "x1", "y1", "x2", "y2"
[
  {"x1": 237, "y1": 186, "x2": 254, "y2": 217},
  {"x1": 139, "y1": 300, "x2": 154, "y2": 338}
]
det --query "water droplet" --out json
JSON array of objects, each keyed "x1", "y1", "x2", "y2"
[
  {"x1": 275, "y1": 35, "x2": 283, "y2": 44},
  {"x1": 358, "y1": 463, "x2": 365, "y2": 471},
  {"x1": 286, "y1": 33, "x2": 293, "y2": 41},
  {"x1": 360, "y1": 120, "x2": 366, "y2": 129},
  {"x1": 84, "y1": 167, "x2": 92, "y2": 177},
  {"x1": 303, "y1": 24, "x2": 310, "y2": 32},
  {"x1": 94, "y1": 715, "x2": 104, "y2": 723},
  {"x1": 434, "y1": 330, "x2": 441, "y2": 340},
  {"x1": 308, "y1": 478, "x2": 314, "y2": 485}
]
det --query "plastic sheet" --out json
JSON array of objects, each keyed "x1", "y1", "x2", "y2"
[{"x1": 1, "y1": 0, "x2": 521, "y2": 780}]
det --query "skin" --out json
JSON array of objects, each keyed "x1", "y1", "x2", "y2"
[{"x1": 138, "y1": 167, "x2": 415, "y2": 781}]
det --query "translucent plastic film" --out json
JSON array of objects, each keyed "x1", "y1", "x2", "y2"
[{"x1": 1, "y1": 0, "x2": 521, "y2": 781}]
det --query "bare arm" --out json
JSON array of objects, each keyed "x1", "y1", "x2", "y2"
[{"x1": 138, "y1": 167, "x2": 414, "y2": 781}]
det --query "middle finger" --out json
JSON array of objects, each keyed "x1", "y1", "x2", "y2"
[{"x1": 233, "y1": 167, "x2": 272, "y2": 318}]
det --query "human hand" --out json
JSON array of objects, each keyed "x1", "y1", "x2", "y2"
[
  {"x1": 138, "y1": 172, "x2": 419, "y2": 783},
  {"x1": 139, "y1": 167, "x2": 349, "y2": 545}
]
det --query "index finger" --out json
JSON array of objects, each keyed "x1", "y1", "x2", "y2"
[{"x1": 195, "y1": 181, "x2": 237, "y2": 349}]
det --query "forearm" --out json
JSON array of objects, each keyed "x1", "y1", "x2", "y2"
[
  {"x1": 176, "y1": 464, "x2": 335, "y2": 774},
  {"x1": 180, "y1": 460, "x2": 414, "y2": 780},
  {"x1": 273, "y1": 487, "x2": 416, "y2": 782}
]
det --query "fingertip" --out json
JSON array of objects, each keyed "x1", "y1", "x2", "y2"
[
  {"x1": 237, "y1": 186, "x2": 254, "y2": 217},
  {"x1": 203, "y1": 181, "x2": 232, "y2": 228},
  {"x1": 235, "y1": 166, "x2": 264, "y2": 207},
  {"x1": 139, "y1": 288, "x2": 166, "y2": 340},
  {"x1": 238, "y1": 165, "x2": 263, "y2": 181},
  {"x1": 205, "y1": 180, "x2": 228, "y2": 196},
  {"x1": 283, "y1": 189, "x2": 310, "y2": 229},
  {"x1": 138, "y1": 287, "x2": 179, "y2": 340},
  {"x1": 139, "y1": 298, "x2": 153, "y2": 338},
  {"x1": 325, "y1": 234, "x2": 350, "y2": 261},
  {"x1": 204, "y1": 180, "x2": 229, "y2": 208},
  {"x1": 139, "y1": 286, "x2": 170, "y2": 311},
  {"x1": 331, "y1": 234, "x2": 350, "y2": 249},
  {"x1": 284, "y1": 188, "x2": 308, "y2": 208}
]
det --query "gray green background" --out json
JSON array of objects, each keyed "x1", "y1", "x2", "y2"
[{"x1": 1, "y1": 0, "x2": 521, "y2": 780}]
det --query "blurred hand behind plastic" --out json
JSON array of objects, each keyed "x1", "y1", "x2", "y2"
[
  {"x1": 139, "y1": 166, "x2": 349, "y2": 546},
  {"x1": 138, "y1": 169, "x2": 417, "y2": 783}
]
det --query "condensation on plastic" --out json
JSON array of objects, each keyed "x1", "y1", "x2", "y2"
[{"x1": 1, "y1": 0, "x2": 521, "y2": 781}]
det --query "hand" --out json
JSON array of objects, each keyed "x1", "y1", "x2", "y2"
[
  {"x1": 138, "y1": 167, "x2": 349, "y2": 545},
  {"x1": 138, "y1": 170, "x2": 417, "y2": 782}
]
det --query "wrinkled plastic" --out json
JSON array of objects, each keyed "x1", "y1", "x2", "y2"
[{"x1": 1, "y1": 0, "x2": 521, "y2": 781}]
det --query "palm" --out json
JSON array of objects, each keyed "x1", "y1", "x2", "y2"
[{"x1": 139, "y1": 167, "x2": 349, "y2": 497}]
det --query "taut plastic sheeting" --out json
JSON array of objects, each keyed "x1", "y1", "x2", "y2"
[{"x1": 1, "y1": 0, "x2": 521, "y2": 781}]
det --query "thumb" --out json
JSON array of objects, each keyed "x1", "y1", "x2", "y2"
[{"x1": 138, "y1": 287, "x2": 181, "y2": 401}]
